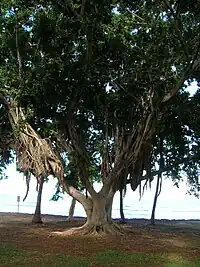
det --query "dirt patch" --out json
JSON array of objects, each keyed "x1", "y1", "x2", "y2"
[{"x1": 0, "y1": 212, "x2": 200, "y2": 259}]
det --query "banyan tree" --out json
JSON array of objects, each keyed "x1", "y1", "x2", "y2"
[{"x1": 0, "y1": 0, "x2": 200, "y2": 235}]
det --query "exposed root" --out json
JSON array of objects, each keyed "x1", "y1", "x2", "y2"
[
  {"x1": 119, "y1": 220, "x2": 127, "y2": 224},
  {"x1": 32, "y1": 220, "x2": 43, "y2": 224},
  {"x1": 52, "y1": 222, "x2": 124, "y2": 237},
  {"x1": 32, "y1": 217, "x2": 43, "y2": 224},
  {"x1": 66, "y1": 217, "x2": 77, "y2": 223}
]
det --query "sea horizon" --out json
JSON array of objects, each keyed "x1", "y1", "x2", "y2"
[
  {"x1": 0, "y1": 190, "x2": 199, "y2": 221},
  {"x1": 0, "y1": 163, "x2": 199, "y2": 221}
]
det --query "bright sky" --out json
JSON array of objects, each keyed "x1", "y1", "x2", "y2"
[
  {"x1": 0, "y1": 162, "x2": 198, "y2": 220},
  {"x1": 0, "y1": 82, "x2": 199, "y2": 216}
]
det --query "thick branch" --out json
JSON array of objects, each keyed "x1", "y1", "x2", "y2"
[
  {"x1": 66, "y1": 117, "x2": 98, "y2": 199},
  {"x1": 64, "y1": 184, "x2": 93, "y2": 216}
]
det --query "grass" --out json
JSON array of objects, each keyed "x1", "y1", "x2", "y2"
[
  {"x1": 0, "y1": 214, "x2": 200, "y2": 266},
  {"x1": 0, "y1": 244, "x2": 200, "y2": 267}
]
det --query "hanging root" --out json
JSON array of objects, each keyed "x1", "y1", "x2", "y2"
[
  {"x1": 13, "y1": 123, "x2": 64, "y2": 182},
  {"x1": 16, "y1": 125, "x2": 53, "y2": 177},
  {"x1": 23, "y1": 171, "x2": 31, "y2": 202},
  {"x1": 52, "y1": 222, "x2": 124, "y2": 237},
  {"x1": 6, "y1": 102, "x2": 63, "y2": 180}
]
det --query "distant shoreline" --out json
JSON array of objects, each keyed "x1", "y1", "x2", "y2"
[{"x1": 0, "y1": 212, "x2": 199, "y2": 222}]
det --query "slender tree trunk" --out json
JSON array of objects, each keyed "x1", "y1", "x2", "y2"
[
  {"x1": 119, "y1": 187, "x2": 125, "y2": 223},
  {"x1": 32, "y1": 177, "x2": 44, "y2": 223},
  {"x1": 150, "y1": 135, "x2": 164, "y2": 225},
  {"x1": 67, "y1": 197, "x2": 76, "y2": 221},
  {"x1": 150, "y1": 172, "x2": 162, "y2": 225}
]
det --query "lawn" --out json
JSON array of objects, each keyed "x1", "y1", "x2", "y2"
[
  {"x1": 0, "y1": 245, "x2": 199, "y2": 266},
  {"x1": 0, "y1": 213, "x2": 200, "y2": 266}
]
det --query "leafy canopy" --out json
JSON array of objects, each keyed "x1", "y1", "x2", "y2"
[{"x1": 0, "y1": 0, "x2": 200, "y2": 196}]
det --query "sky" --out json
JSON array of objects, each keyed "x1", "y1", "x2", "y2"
[
  {"x1": 0, "y1": 160, "x2": 199, "y2": 219},
  {"x1": 0, "y1": 163, "x2": 197, "y2": 201},
  {"x1": 0, "y1": 81, "x2": 199, "y2": 218}
]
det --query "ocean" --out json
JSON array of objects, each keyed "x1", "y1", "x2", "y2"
[
  {"x1": 0, "y1": 183, "x2": 199, "y2": 220},
  {"x1": 0, "y1": 164, "x2": 199, "y2": 220}
]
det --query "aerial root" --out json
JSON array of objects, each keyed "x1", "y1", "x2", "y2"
[{"x1": 52, "y1": 222, "x2": 125, "y2": 237}]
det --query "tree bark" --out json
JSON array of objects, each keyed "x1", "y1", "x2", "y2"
[
  {"x1": 150, "y1": 135, "x2": 164, "y2": 225},
  {"x1": 67, "y1": 197, "x2": 76, "y2": 221},
  {"x1": 119, "y1": 187, "x2": 125, "y2": 223},
  {"x1": 150, "y1": 172, "x2": 162, "y2": 225},
  {"x1": 32, "y1": 177, "x2": 44, "y2": 223},
  {"x1": 3, "y1": 98, "x2": 120, "y2": 235},
  {"x1": 59, "y1": 192, "x2": 123, "y2": 236},
  {"x1": 105, "y1": 189, "x2": 115, "y2": 222}
]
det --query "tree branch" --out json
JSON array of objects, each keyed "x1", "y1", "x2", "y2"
[
  {"x1": 80, "y1": 0, "x2": 87, "y2": 18},
  {"x1": 164, "y1": 0, "x2": 189, "y2": 61},
  {"x1": 162, "y1": 2, "x2": 200, "y2": 104},
  {"x1": 15, "y1": 24, "x2": 22, "y2": 79},
  {"x1": 161, "y1": 40, "x2": 200, "y2": 104},
  {"x1": 63, "y1": 113, "x2": 98, "y2": 199}
]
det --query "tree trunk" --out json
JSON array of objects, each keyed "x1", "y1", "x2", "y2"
[
  {"x1": 105, "y1": 189, "x2": 115, "y2": 222},
  {"x1": 59, "y1": 193, "x2": 123, "y2": 236},
  {"x1": 32, "y1": 177, "x2": 44, "y2": 223},
  {"x1": 150, "y1": 172, "x2": 162, "y2": 225},
  {"x1": 67, "y1": 197, "x2": 76, "y2": 221},
  {"x1": 3, "y1": 99, "x2": 120, "y2": 235},
  {"x1": 119, "y1": 187, "x2": 126, "y2": 223},
  {"x1": 150, "y1": 135, "x2": 164, "y2": 225}
]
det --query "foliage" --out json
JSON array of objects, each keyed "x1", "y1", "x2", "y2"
[
  {"x1": 0, "y1": 104, "x2": 14, "y2": 179},
  {"x1": 0, "y1": 0, "x2": 200, "y2": 200}
]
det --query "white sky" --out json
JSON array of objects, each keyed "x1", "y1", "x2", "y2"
[
  {"x1": 0, "y1": 162, "x2": 197, "y2": 201},
  {"x1": 0, "y1": 163, "x2": 199, "y2": 220}
]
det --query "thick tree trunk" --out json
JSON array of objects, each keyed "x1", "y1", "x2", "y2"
[
  {"x1": 32, "y1": 177, "x2": 44, "y2": 223},
  {"x1": 105, "y1": 189, "x2": 115, "y2": 222},
  {"x1": 67, "y1": 197, "x2": 76, "y2": 221},
  {"x1": 119, "y1": 188, "x2": 126, "y2": 223},
  {"x1": 58, "y1": 193, "x2": 123, "y2": 236},
  {"x1": 4, "y1": 99, "x2": 120, "y2": 235}
]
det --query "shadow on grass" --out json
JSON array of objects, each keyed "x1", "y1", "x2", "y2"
[{"x1": 0, "y1": 244, "x2": 199, "y2": 267}]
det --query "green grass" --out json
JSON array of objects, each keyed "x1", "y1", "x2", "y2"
[{"x1": 0, "y1": 244, "x2": 199, "y2": 267}]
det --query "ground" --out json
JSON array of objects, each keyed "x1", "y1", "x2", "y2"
[{"x1": 0, "y1": 212, "x2": 200, "y2": 266}]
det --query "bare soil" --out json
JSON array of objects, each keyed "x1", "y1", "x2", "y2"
[{"x1": 0, "y1": 212, "x2": 200, "y2": 259}]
